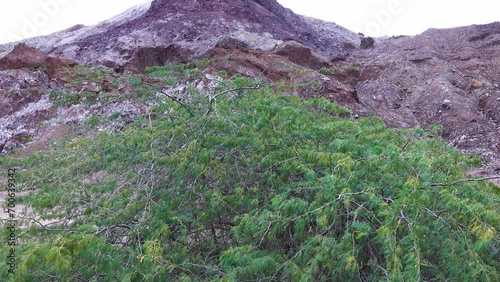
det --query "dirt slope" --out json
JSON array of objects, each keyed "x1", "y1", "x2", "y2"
[{"x1": 349, "y1": 23, "x2": 500, "y2": 161}]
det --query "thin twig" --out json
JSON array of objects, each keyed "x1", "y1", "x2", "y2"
[
  {"x1": 18, "y1": 216, "x2": 76, "y2": 232},
  {"x1": 432, "y1": 175, "x2": 500, "y2": 187},
  {"x1": 212, "y1": 85, "x2": 261, "y2": 99},
  {"x1": 337, "y1": 190, "x2": 367, "y2": 200},
  {"x1": 205, "y1": 84, "x2": 261, "y2": 116},
  {"x1": 256, "y1": 222, "x2": 273, "y2": 248},
  {"x1": 142, "y1": 80, "x2": 196, "y2": 117}
]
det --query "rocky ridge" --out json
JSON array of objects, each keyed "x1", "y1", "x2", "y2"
[{"x1": 14, "y1": 0, "x2": 359, "y2": 72}]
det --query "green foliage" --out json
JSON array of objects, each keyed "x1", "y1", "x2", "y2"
[
  {"x1": 130, "y1": 77, "x2": 144, "y2": 86},
  {"x1": 59, "y1": 65, "x2": 114, "y2": 88},
  {"x1": 1, "y1": 69, "x2": 498, "y2": 281},
  {"x1": 108, "y1": 111, "x2": 122, "y2": 121},
  {"x1": 83, "y1": 114, "x2": 101, "y2": 128},
  {"x1": 49, "y1": 90, "x2": 100, "y2": 107},
  {"x1": 146, "y1": 63, "x2": 205, "y2": 81},
  {"x1": 50, "y1": 90, "x2": 80, "y2": 106},
  {"x1": 428, "y1": 123, "x2": 445, "y2": 136},
  {"x1": 319, "y1": 66, "x2": 336, "y2": 74}
]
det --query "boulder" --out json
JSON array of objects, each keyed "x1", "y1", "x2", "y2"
[
  {"x1": 470, "y1": 79, "x2": 484, "y2": 88},
  {"x1": 360, "y1": 37, "x2": 375, "y2": 49},
  {"x1": 122, "y1": 45, "x2": 193, "y2": 73},
  {"x1": 0, "y1": 43, "x2": 75, "y2": 76},
  {"x1": 274, "y1": 40, "x2": 329, "y2": 70}
]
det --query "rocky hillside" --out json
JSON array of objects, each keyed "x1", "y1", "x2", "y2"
[
  {"x1": 0, "y1": 0, "x2": 499, "y2": 281},
  {"x1": 348, "y1": 23, "x2": 500, "y2": 179},
  {"x1": 1, "y1": 0, "x2": 499, "y2": 180},
  {"x1": 0, "y1": 0, "x2": 361, "y2": 153}
]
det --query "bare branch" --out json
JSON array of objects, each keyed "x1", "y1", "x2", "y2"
[
  {"x1": 212, "y1": 85, "x2": 261, "y2": 99},
  {"x1": 432, "y1": 175, "x2": 500, "y2": 187},
  {"x1": 141, "y1": 80, "x2": 196, "y2": 117}
]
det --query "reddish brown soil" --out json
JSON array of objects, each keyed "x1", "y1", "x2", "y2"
[{"x1": 0, "y1": 43, "x2": 75, "y2": 77}]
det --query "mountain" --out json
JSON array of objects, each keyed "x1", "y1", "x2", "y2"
[
  {"x1": 0, "y1": 1, "x2": 499, "y2": 281},
  {"x1": 15, "y1": 0, "x2": 359, "y2": 71}
]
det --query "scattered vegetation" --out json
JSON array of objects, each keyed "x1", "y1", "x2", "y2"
[
  {"x1": 49, "y1": 90, "x2": 79, "y2": 106},
  {"x1": 1, "y1": 65, "x2": 498, "y2": 281},
  {"x1": 59, "y1": 65, "x2": 115, "y2": 88},
  {"x1": 319, "y1": 66, "x2": 336, "y2": 75}
]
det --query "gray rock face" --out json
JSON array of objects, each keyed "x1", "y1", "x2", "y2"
[{"x1": 0, "y1": 70, "x2": 51, "y2": 154}]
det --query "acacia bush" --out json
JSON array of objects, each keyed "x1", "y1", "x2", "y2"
[{"x1": 1, "y1": 67, "x2": 498, "y2": 281}]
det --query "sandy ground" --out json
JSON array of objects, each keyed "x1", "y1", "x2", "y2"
[{"x1": 0, "y1": 177, "x2": 60, "y2": 227}]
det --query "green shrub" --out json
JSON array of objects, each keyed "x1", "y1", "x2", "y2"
[{"x1": 1, "y1": 72, "x2": 498, "y2": 282}]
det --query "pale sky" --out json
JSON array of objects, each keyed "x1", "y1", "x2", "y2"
[{"x1": 0, "y1": 0, "x2": 498, "y2": 44}]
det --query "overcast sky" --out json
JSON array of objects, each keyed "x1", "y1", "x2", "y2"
[{"x1": 0, "y1": 0, "x2": 498, "y2": 44}]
